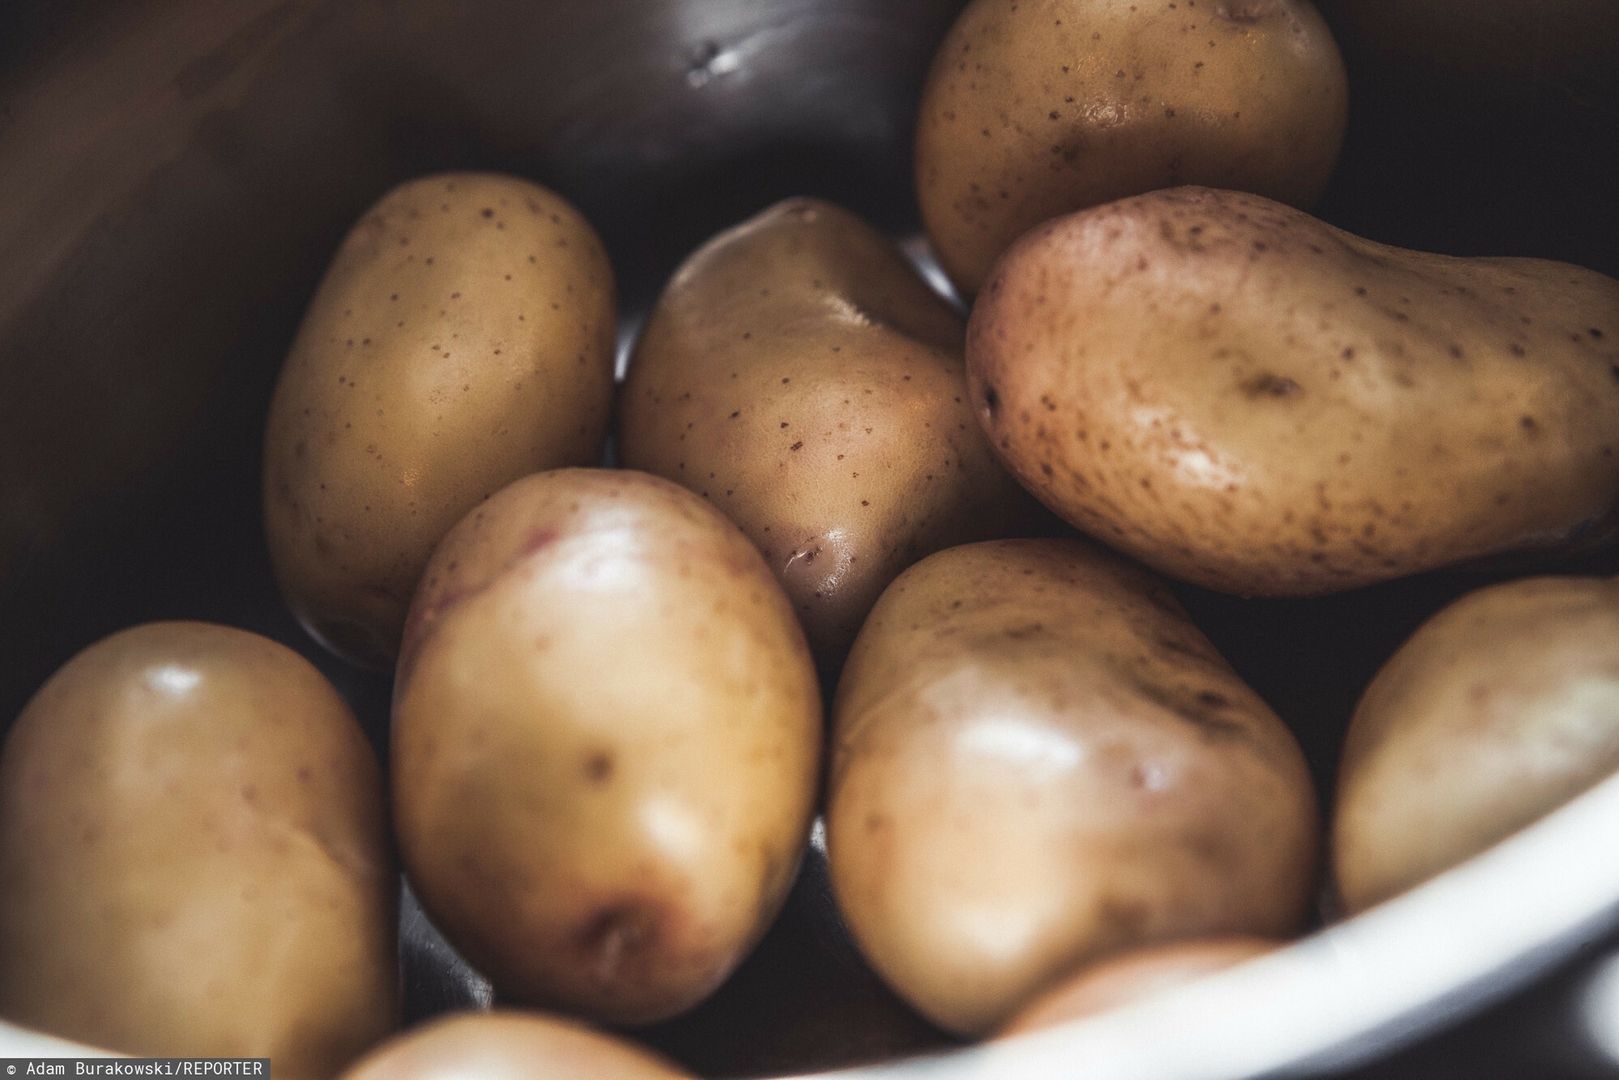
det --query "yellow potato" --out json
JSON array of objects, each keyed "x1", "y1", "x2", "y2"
[
  {"x1": 828, "y1": 539, "x2": 1317, "y2": 1035},
  {"x1": 999, "y1": 936, "x2": 1276, "y2": 1035},
  {"x1": 340, "y1": 1011, "x2": 689, "y2": 1080},
  {"x1": 968, "y1": 186, "x2": 1619, "y2": 596},
  {"x1": 393, "y1": 468, "x2": 820, "y2": 1025},
  {"x1": 915, "y1": 0, "x2": 1347, "y2": 295},
  {"x1": 264, "y1": 173, "x2": 616, "y2": 669},
  {"x1": 1334, "y1": 574, "x2": 1619, "y2": 914},
  {"x1": 621, "y1": 197, "x2": 1038, "y2": 669},
  {"x1": 0, "y1": 622, "x2": 396, "y2": 1078}
]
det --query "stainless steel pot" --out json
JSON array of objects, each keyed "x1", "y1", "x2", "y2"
[{"x1": 2, "y1": 2, "x2": 1617, "y2": 1075}]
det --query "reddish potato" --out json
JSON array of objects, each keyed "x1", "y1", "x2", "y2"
[
  {"x1": 393, "y1": 469, "x2": 821, "y2": 1025},
  {"x1": 828, "y1": 539, "x2": 1317, "y2": 1034}
]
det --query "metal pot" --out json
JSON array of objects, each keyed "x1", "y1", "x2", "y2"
[{"x1": 2, "y1": 1, "x2": 1617, "y2": 1075}]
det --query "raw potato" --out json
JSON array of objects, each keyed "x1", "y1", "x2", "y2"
[
  {"x1": 915, "y1": 0, "x2": 1346, "y2": 295},
  {"x1": 0, "y1": 622, "x2": 396, "y2": 1078},
  {"x1": 1334, "y1": 574, "x2": 1619, "y2": 914},
  {"x1": 999, "y1": 936, "x2": 1275, "y2": 1034},
  {"x1": 621, "y1": 197, "x2": 1038, "y2": 669},
  {"x1": 828, "y1": 539, "x2": 1317, "y2": 1035},
  {"x1": 264, "y1": 172, "x2": 616, "y2": 669},
  {"x1": 340, "y1": 1011, "x2": 689, "y2": 1080},
  {"x1": 393, "y1": 469, "x2": 821, "y2": 1025},
  {"x1": 968, "y1": 186, "x2": 1619, "y2": 596}
]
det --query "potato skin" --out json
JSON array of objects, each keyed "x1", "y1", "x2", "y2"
[
  {"x1": 998, "y1": 936, "x2": 1275, "y2": 1034},
  {"x1": 339, "y1": 1011, "x2": 689, "y2": 1080},
  {"x1": 1334, "y1": 574, "x2": 1619, "y2": 914},
  {"x1": 393, "y1": 469, "x2": 820, "y2": 1025},
  {"x1": 620, "y1": 197, "x2": 1038, "y2": 669},
  {"x1": 264, "y1": 173, "x2": 616, "y2": 669},
  {"x1": 915, "y1": 0, "x2": 1346, "y2": 295},
  {"x1": 0, "y1": 622, "x2": 396, "y2": 1078},
  {"x1": 968, "y1": 186, "x2": 1619, "y2": 596},
  {"x1": 827, "y1": 539, "x2": 1316, "y2": 1035}
]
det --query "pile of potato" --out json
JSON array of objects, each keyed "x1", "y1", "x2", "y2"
[{"x1": 3, "y1": 0, "x2": 1618, "y2": 1076}]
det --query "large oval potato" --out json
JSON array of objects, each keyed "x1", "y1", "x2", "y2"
[
  {"x1": 0, "y1": 622, "x2": 396, "y2": 1078},
  {"x1": 393, "y1": 468, "x2": 821, "y2": 1025},
  {"x1": 264, "y1": 173, "x2": 616, "y2": 669},
  {"x1": 340, "y1": 1011, "x2": 689, "y2": 1080},
  {"x1": 1334, "y1": 574, "x2": 1619, "y2": 914},
  {"x1": 916, "y1": 0, "x2": 1347, "y2": 295},
  {"x1": 827, "y1": 539, "x2": 1317, "y2": 1035},
  {"x1": 999, "y1": 936, "x2": 1276, "y2": 1035},
  {"x1": 620, "y1": 197, "x2": 1038, "y2": 669},
  {"x1": 968, "y1": 186, "x2": 1619, "y2": 596}
]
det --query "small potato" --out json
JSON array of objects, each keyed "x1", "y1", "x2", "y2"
[
  {"x1": 999, "y1": 936, "x2": 1276, "y2": 1035},
  {"x1": 264, "y1": 173, "x2": 616, "y2": 669},
  {"x1": 621, "y1": 198, "x2": 1038, "y2": 669},
  {"x1": 340, "y1": 1011, "x2": 689, "y2": 1080},
  {"x1": 828, "y1": 539, "x2": 1317, "y2": 1035},
  {"x1": 393, "y1": 469, "x2": 821, "y2": 1025},
  {"x1": 1334, "y1": 574, "x2": 1619, "y2": 914},
  {"x1": 915, "y1": 0, "x2": 1347, "y2": 294},
  {"x1": 968, "y1": 186, "x2": 1619, "y2": 596},
  {"x1": 0, "y1": 623, "x2": 396, "y2": 1078}
]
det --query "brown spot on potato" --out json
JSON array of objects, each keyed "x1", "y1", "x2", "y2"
[
  {"x1": 584, "y1": 752, "x2": 615, "y2": 784},
  {"x1": 576, "y1": 902, "x2": 657, "y2": 985},
  {"x1": 1134, "y1": 678, "x2": 1246, "y2": 739},
  {"x1": 1240, "y1": 373, "x2": 1301, "y2": 399}
]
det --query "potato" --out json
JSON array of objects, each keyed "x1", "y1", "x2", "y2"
[
  {"x1": 263, "y1": 173, "x2": 616, "y2": 669},
  {"x1": 915, "y1": 0, "x2": 1347, "y2": 295},
  {"x1": 0, "y1": 622, "x2": 396, "y2": 1078},
  {"x1": 340, "y1": 1011, "x2": 689, "y2": 1080},
  {"x1": 620, "y1": 197, "x2": 1038, "y2": 669},
  {"x1": 827, "y1": 538, "x2": 1316, "y2": 1035},
  {"x1": 1334, "y1": 574, "x2": 1619, "y2": 914},
  {"x1": 999, "y1": 936, "x2": 1275, "y2": 1035},
  {"x1": 968, "y1": 186, "x2": 1619, "y2": 596},
  {"x1": 393, "y1": 468, "x2": 820, "y2": 1025}
]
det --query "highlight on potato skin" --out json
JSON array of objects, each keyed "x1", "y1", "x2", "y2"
[
  {"x1": 621, "y1": 197, "x2": 1040, "y2": 672},
  {"x1": 0, "y1": 622, "x2": 398, "y2": 1078},
  {"x1": 967, "y1": 185, "x2": 1619, "y2": 597},
  {"x1": 1334, "y1": 574, "x2": 1619, "y2": 915},
  {"x1": 339, "y1": 1010, "x2": 691, "y2": 1080},
  {"x1": 915, "y1": 0, "x2": 1347, "y2": 295},
  {"x1": 263, "y1": 172, "x2": 617, "y2": 670},
  {"x1": 998, "y1": 935, "x2": 1277, "y2": 1035},
  {"x1": 827, "y1": 538, "x2": 1317, "y2": 1036},
  {"x1": 391, "y1": 468, "x2": 821, "y2": 1027}
]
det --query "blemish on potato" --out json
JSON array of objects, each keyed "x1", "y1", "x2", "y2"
[
  {"x1": 1239, "y1": 373, "x2": 1301, "y2": 399},
  {"x1": 583, "y1": 753, "x2": 615, "y2": 784}
]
